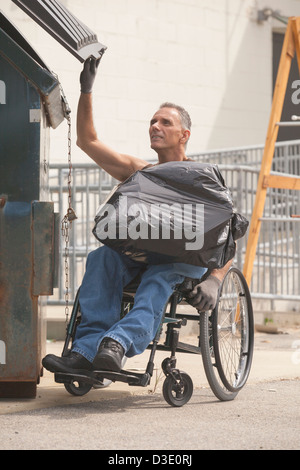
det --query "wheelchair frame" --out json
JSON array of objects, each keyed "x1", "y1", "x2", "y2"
[{"x1": 54, "y1": 267, "x2": 254, "y2": 407}]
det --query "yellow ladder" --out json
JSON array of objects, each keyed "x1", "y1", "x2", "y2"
[{"x1": 243, "y1": 16, "x2": 300, "y2": 286}]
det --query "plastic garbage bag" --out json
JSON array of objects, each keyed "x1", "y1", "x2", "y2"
[{"x1": 93, "y1": 161, "x2": 248, "y2": 269}]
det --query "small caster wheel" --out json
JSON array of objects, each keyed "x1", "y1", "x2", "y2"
[
  {"x1": 64, "y1": 380, "x2": 92, "y2": 396},
  {"x1": 162, "y1": 371, "x2": 193, "y2": 407}
]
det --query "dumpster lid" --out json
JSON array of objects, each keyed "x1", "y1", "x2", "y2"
[
  {"x1": 11, "y1": 0, "x2": 107, "y2": 62},
  {"x1": 0, "y1": 11, "x2": 65, "y2": 128}
]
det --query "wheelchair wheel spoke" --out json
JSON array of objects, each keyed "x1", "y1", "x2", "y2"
[
  {"x1": 213, "y1": 268, "x2": 254, "y2": 392},
  {"x1": 200, "y1": 268, "x2": 254, "y2": 400}
]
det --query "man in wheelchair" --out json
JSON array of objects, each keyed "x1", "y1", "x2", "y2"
[{"x1": 43, "y1": 58, "x2": 232, "y2": 376}]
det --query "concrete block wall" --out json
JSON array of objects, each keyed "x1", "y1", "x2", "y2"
[{"x1": 2, "y1": 0, "x2": 300, "y2": 164}]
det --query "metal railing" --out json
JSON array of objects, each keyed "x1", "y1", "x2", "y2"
[{"x1": 48, "y1": 139, "x2": 300, "y2": 309}]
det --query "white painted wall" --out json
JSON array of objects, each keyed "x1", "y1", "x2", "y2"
[{"x1": 2, "y1": 0, "x2": 300, "y2": 163}]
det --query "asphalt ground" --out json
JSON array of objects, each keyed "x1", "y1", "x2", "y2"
[{"x1": 0, "y1": 327, "x2": 299, "y2": 451}]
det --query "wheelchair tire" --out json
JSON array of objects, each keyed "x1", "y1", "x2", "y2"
[
  {"x1": 162, "y1": 371, "x2": 193, "y2": 407},
  {"x1": 199, "y1": 268, "x2": 254, "y2": 401},
  {"x1": 64, "y1": 381, "x2": 92, "y2": 396},
  {"x1": 212, "y1": 268, "x2": 254, "y2": 392},
  {"x1": 200, "y1": 311, "x2": 238, "y2": 401}
]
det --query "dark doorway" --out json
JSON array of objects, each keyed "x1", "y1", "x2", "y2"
[{"x1": 273, "y1": 31, "x2": 300, "y2": 141}]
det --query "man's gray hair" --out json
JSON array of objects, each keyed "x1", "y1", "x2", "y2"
[{"x1": 159, "y1": 102, "x2": 192, "y2": 131}]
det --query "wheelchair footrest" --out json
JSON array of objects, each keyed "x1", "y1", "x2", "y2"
[
  {"x1": 94, "y1": 369, "x2": 151, "y2": 386},
  {"x1": 55, "y1": 371, "x2": 102, "y2": 387},
  {"x1": 54, "y1": 369, "x2": 151, "y2": 388}
]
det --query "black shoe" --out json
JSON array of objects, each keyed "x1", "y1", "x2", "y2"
[
  {"x1": 92, "y1": 338, "x2": 125, "y2": 372},
  {"x1": 42, "y1": 351, "x2": 93, "y2": 374}
]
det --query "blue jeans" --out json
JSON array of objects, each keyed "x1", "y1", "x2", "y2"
[{"x1": 72, "y1": 246, "x2": 207, "y2": 362}]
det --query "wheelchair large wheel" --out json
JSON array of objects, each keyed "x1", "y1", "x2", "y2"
[{"x1": 200, "y1": 268, "x2": 254, "y2": 401}]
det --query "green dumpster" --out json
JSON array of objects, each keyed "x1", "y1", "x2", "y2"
[{"x1": 0, "y1": 12, "x2": 64, "y2": 398}]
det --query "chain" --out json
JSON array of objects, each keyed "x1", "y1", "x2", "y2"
[
  {"x1": 51, "y1": 71, "x2": 77, "y2": 323},
  {"x1": 61, "y1": 212, "x2": 71, "y2": 323},
  {"x1": 61, "y1": 113, "x2": 77, "y2": 323},
  {"x1": 65, "y1": 114, "x2": 74, "y2": 216}
]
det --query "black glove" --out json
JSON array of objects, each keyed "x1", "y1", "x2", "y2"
[
  {"x1": 188, "y1": 275, "x2": 221, "y2": 312},
  {"x1": 80, "y1": 57, "x2": 101, "y2": 94}
]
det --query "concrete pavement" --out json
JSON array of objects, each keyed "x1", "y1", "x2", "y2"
[
  {"x1": 1, "y1": 326, "x2": 299, "y2": 415},
  {"x1": 0, "y1": 327, "x2": 300, "y2": 450}
]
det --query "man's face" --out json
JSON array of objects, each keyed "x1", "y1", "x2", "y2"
[{"x1": 149, "y1": 107, "x2": 186, "y2": 152}]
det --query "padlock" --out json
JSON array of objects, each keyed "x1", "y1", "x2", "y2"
[{"x1": 67, "y1": 207, "x2": 78, "y2": 222}]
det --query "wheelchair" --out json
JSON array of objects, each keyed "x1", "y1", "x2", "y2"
[{"x1": 54, "y1": 267, "x2": 254, "y2": 407}]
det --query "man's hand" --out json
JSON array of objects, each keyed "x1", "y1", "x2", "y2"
[
  {"x1": 80, "y1": 57, "x2": 101, "y2": 94},
  {"x1": 188, "y1": 275, "x2": 221, "y2": 312}
]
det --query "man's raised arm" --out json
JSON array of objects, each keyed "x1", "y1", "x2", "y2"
[{"x1": 76, "y1": 58, "x2": 148, "y2": 182}]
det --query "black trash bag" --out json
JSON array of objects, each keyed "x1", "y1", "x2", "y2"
[{"x1": 93, "y1": 162, "x2": 248, "y2": 269}]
